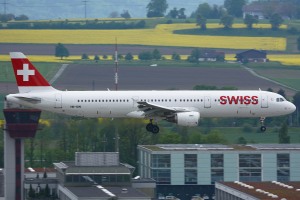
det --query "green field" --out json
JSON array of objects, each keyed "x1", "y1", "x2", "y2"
[
  {"x1": 0, "y1": 62, "x2": 61, "y2": 83},
  {"x1": 247, "y1": 62, "x2": 300, "y2": 91}
]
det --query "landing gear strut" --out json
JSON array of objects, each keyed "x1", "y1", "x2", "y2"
[
  {"x1": 260, "y1": 117, "x2": 266, "y2": 132},
  {"x1": 146, "y1": 119, "x2": 160, "y2": 134}
]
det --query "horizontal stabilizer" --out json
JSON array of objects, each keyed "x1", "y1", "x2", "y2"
[{"x1": 15, "y1": 96, "x2": 41, "y2": 104}]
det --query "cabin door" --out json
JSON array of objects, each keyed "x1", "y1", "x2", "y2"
[
  {"x1": 204, "y1": 96, "x2": 211, "y2": 108},
  {"x1": 261, "y1": 95, "x2": 268, "y2": 108}
]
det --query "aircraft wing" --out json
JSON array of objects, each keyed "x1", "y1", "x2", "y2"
[{"x1": 137, "y1": 101, "x2": 197, "y2": 118}]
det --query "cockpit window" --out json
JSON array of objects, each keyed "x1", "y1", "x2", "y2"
[{"x1": 276, "y1": 98, "x2": 285, "y2": 102}]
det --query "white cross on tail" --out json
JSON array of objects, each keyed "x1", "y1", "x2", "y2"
[{"x1": 17, "y1": 64, "x2": 35, "y2": 81}]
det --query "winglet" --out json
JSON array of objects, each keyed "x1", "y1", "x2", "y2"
[{"x1": 10, "y1": 52, "x2": 56, "y2": 93}]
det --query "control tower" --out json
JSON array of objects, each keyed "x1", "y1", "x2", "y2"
[{"x1": 3, "y1": 100, "x2": 41, "y2": 200}]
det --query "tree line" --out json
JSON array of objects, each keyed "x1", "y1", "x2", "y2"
[
  {"x1": 55, "y1": 43, "x2": 224, "y2": 63},
  {"x1": 1, "y1": 20, "x2": 146, "y2": 30}
]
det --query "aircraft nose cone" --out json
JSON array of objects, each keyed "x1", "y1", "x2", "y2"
[
  {"x1": 286, "y1": 102, "x2": 296, "y2": 114},
  {"x1": 291, "y1": 103, "x2": 296, "y2": 113}
]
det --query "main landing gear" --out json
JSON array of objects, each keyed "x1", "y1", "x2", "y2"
[
  {"x1": 146, "y1": 119, "x2": 160, "y2": 134},
  {"x1": 260, "y1": 117, "x2": 266, "y2": 132}
]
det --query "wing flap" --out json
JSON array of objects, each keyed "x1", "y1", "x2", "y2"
[{"x1": 137, "y1": 101, "x2": 199, "y2": 118}]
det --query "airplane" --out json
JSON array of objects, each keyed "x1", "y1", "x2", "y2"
[{"x1": 5, "y1": 52, "x2": 296, "y2": 134}]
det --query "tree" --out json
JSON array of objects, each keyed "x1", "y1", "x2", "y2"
[
  {"x1": 178, "y1": 8, "x2": 186, "y2": 19},
  {"x1": 293, "y1": 91, "x2": 300, "y2": 125},
  {"x1": 187, "y1": 48, "x2": 201, "y2": 63},
  {"x1": 237, "y1": 136, "x2": 247, "y2": 144},
  {"x1": 172, "y1": 52, "x2": 181, "y2": 60},
  {"x1": 152, "y1": 49, "x2": 161, "y2": 60},
  {"x1": 55, "y1": 43, "x2": 69, "y2": 60},
  {"x1": 279, "y1": 123, "x2": 290, "y2": 143},
  {"x1": 277, "y1": 88, "x2": 286, "y2": 98},
  {"x1": 220, "y1": 14, "x2": 234, "y2": 29},
  {"x1": 269, "y1": 13, "x2": 284, "y2": 30},
  {"x1": 0, "y1": 13, "x2": 15, "y2": 22},
  {"x1": 138, "y1": 51, "x2": 153, "y2": 60},
  {"x1": 125, "y1": 52, "x2": 134, "y2": 61},
  {"x1": 297, "y1": 36, "x2": 300, "y2": 51},
  {"x1": 196, "y1": 3, "x2": 212, "y2": 19},
  {"x1": 81, "y1": 53, "x2": 89, "y2": 60},
  {"x1": 109, "y1": 11, "x2": 119, "y2": 18},
  {"x1": 146, "y1": 0, "x2": 168, "y2": 17},
  {"x1": 94, "y1": 55, "x2": 100, "y2": 62},
  {"x1": 244, "y1": 14, "x2": 258, "y2": 29},
  {"x1": 15, "y1": 14, "x2": 29, "y2": 21},
  {"x1": 167, "y1": 7, "x2": 178, "y2": 18},
  {"x1": 120, "y1": 10, "x2": 131, "y2": 19},
  {"x1": 224, "y1": 0, "x2": 246, "y2": 18},
  {"x1": 196, "y1": 14, "x2": 207, "y2": 30}
]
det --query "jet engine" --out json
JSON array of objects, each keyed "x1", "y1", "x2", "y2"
[{"x1": 167, "y1": 111, "x2": 200, "y2": 127}]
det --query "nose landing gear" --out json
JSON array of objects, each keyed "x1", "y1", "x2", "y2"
[{"x1": 260, "y1": 117, "x2": 266, "y2": 132}]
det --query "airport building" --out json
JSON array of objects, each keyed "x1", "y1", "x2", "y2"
[
  {"x1": 18, "y1": 152, "x2": 155, "y2": 200},
  {"x1": 215, "y1": 181, "x2": 300, "y2": 200},
  {"x1": 137, "y1": 144, "x2": 300, "y2": 200}
]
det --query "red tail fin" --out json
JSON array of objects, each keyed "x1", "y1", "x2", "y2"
[{"x1": 10, "y1": 52, "x2": 55, "y2": 93}]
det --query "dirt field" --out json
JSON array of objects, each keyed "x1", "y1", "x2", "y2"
[{"x1": 52, "y1": 64, "x2": 293, "y2": 94}]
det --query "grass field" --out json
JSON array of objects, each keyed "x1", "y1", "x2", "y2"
[
  {"x1": 202, "y1": 127, "x2": 300, "y2": 144},
  {"x1": 0, "y1": 61, "x2": 61, "y2": 82},
  {"x1": 0, "y1": 23, "x2": 286, "y2": 50}
]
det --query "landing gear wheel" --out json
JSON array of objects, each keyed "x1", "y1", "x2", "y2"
[
  {"x1": 151, "y1": 125, "x2": 160, "y2": 134},
  {"x1": 260, "y1": 117, "x2": 266, "y2": 132},
  {"x1": 146, "y1": 123, "x2": 153, "y2": 132},
  {"x1": 145, "y1": 120, "x2": 160, "y2": 134},
  {"x1": 260, "y1": 126, "x2": 266, "y2": 132}
]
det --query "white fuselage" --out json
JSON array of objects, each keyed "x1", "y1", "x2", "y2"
[{"x1": 6, "y1": 90, "x2": 295, "y2": 120}]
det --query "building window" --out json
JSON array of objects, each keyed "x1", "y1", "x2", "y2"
[
  {"x1": 185, "y1": 169, "x2": 197, "y2": 184},
  {"x1": 211, "y1": 154, "x2": 224, "y2": 183},
  {"x1": 151, "y1": 154, "x2": 170, "y2": 168},
  {"x1": 184, "y1": 154, "x2": 197, "y2": 168},
  {"x1": 277, "y1": 154, "x2": 290, "y2": 181},
  {"x1": 151, "y1": 169, "x2": 170, "y2": 184},
  {"x1": 184, "y1": 154, "x2": 197, "y2": 184},
  {"x1": 211, "y1": 169, "x2": 224, "y2": 183},
  {"x1": 239, "y1": 154, "x2": 261, "y2": 182},
  {"x1": 211, "y1": 154, "x2": 223, "y2": 168}
]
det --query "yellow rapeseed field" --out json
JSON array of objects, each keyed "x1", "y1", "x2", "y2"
[
  {"x1": 226, "y1": 54, "x2": 300, "y2": 66},
  {"x1": 268, "y1": 54, "x2": 300, "y2": 66},
  {"x1": 0, "y1": 23, "x2": 286, "y2": 50}
]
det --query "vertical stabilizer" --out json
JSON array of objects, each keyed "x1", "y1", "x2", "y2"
[{"x1": 10, "y1": 52, "x2": 56, "y2": 93}]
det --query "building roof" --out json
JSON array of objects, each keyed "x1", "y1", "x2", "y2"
[
  {"x1": 54, "y1": 161, "x2": 131, "y2": 175},
  {"x1": 236, "y1": 49, "x2": 267, "y2": 57},
  {"x1": 243, "y1": 1, "x2": 291, "y2": 16},
  {"x1": 66, "y1": 186, "x2": 149, "y2": 198},
  {"x1": 66, "y1": 186, "x2": 112, "y2": 198},
  {"x1": 138, "y1": 144, "x2": 300, "y2": 152},
  {"x1": 25, "y1": 167, "x2": 57, "y2": 173},
  {"x1": 217, "y1": 181, "x2": 300, "y2": 200}
]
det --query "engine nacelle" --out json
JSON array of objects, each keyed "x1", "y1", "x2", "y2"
[{"x1": 168, "y1": 111, "x2": 200, "y2": 127}]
